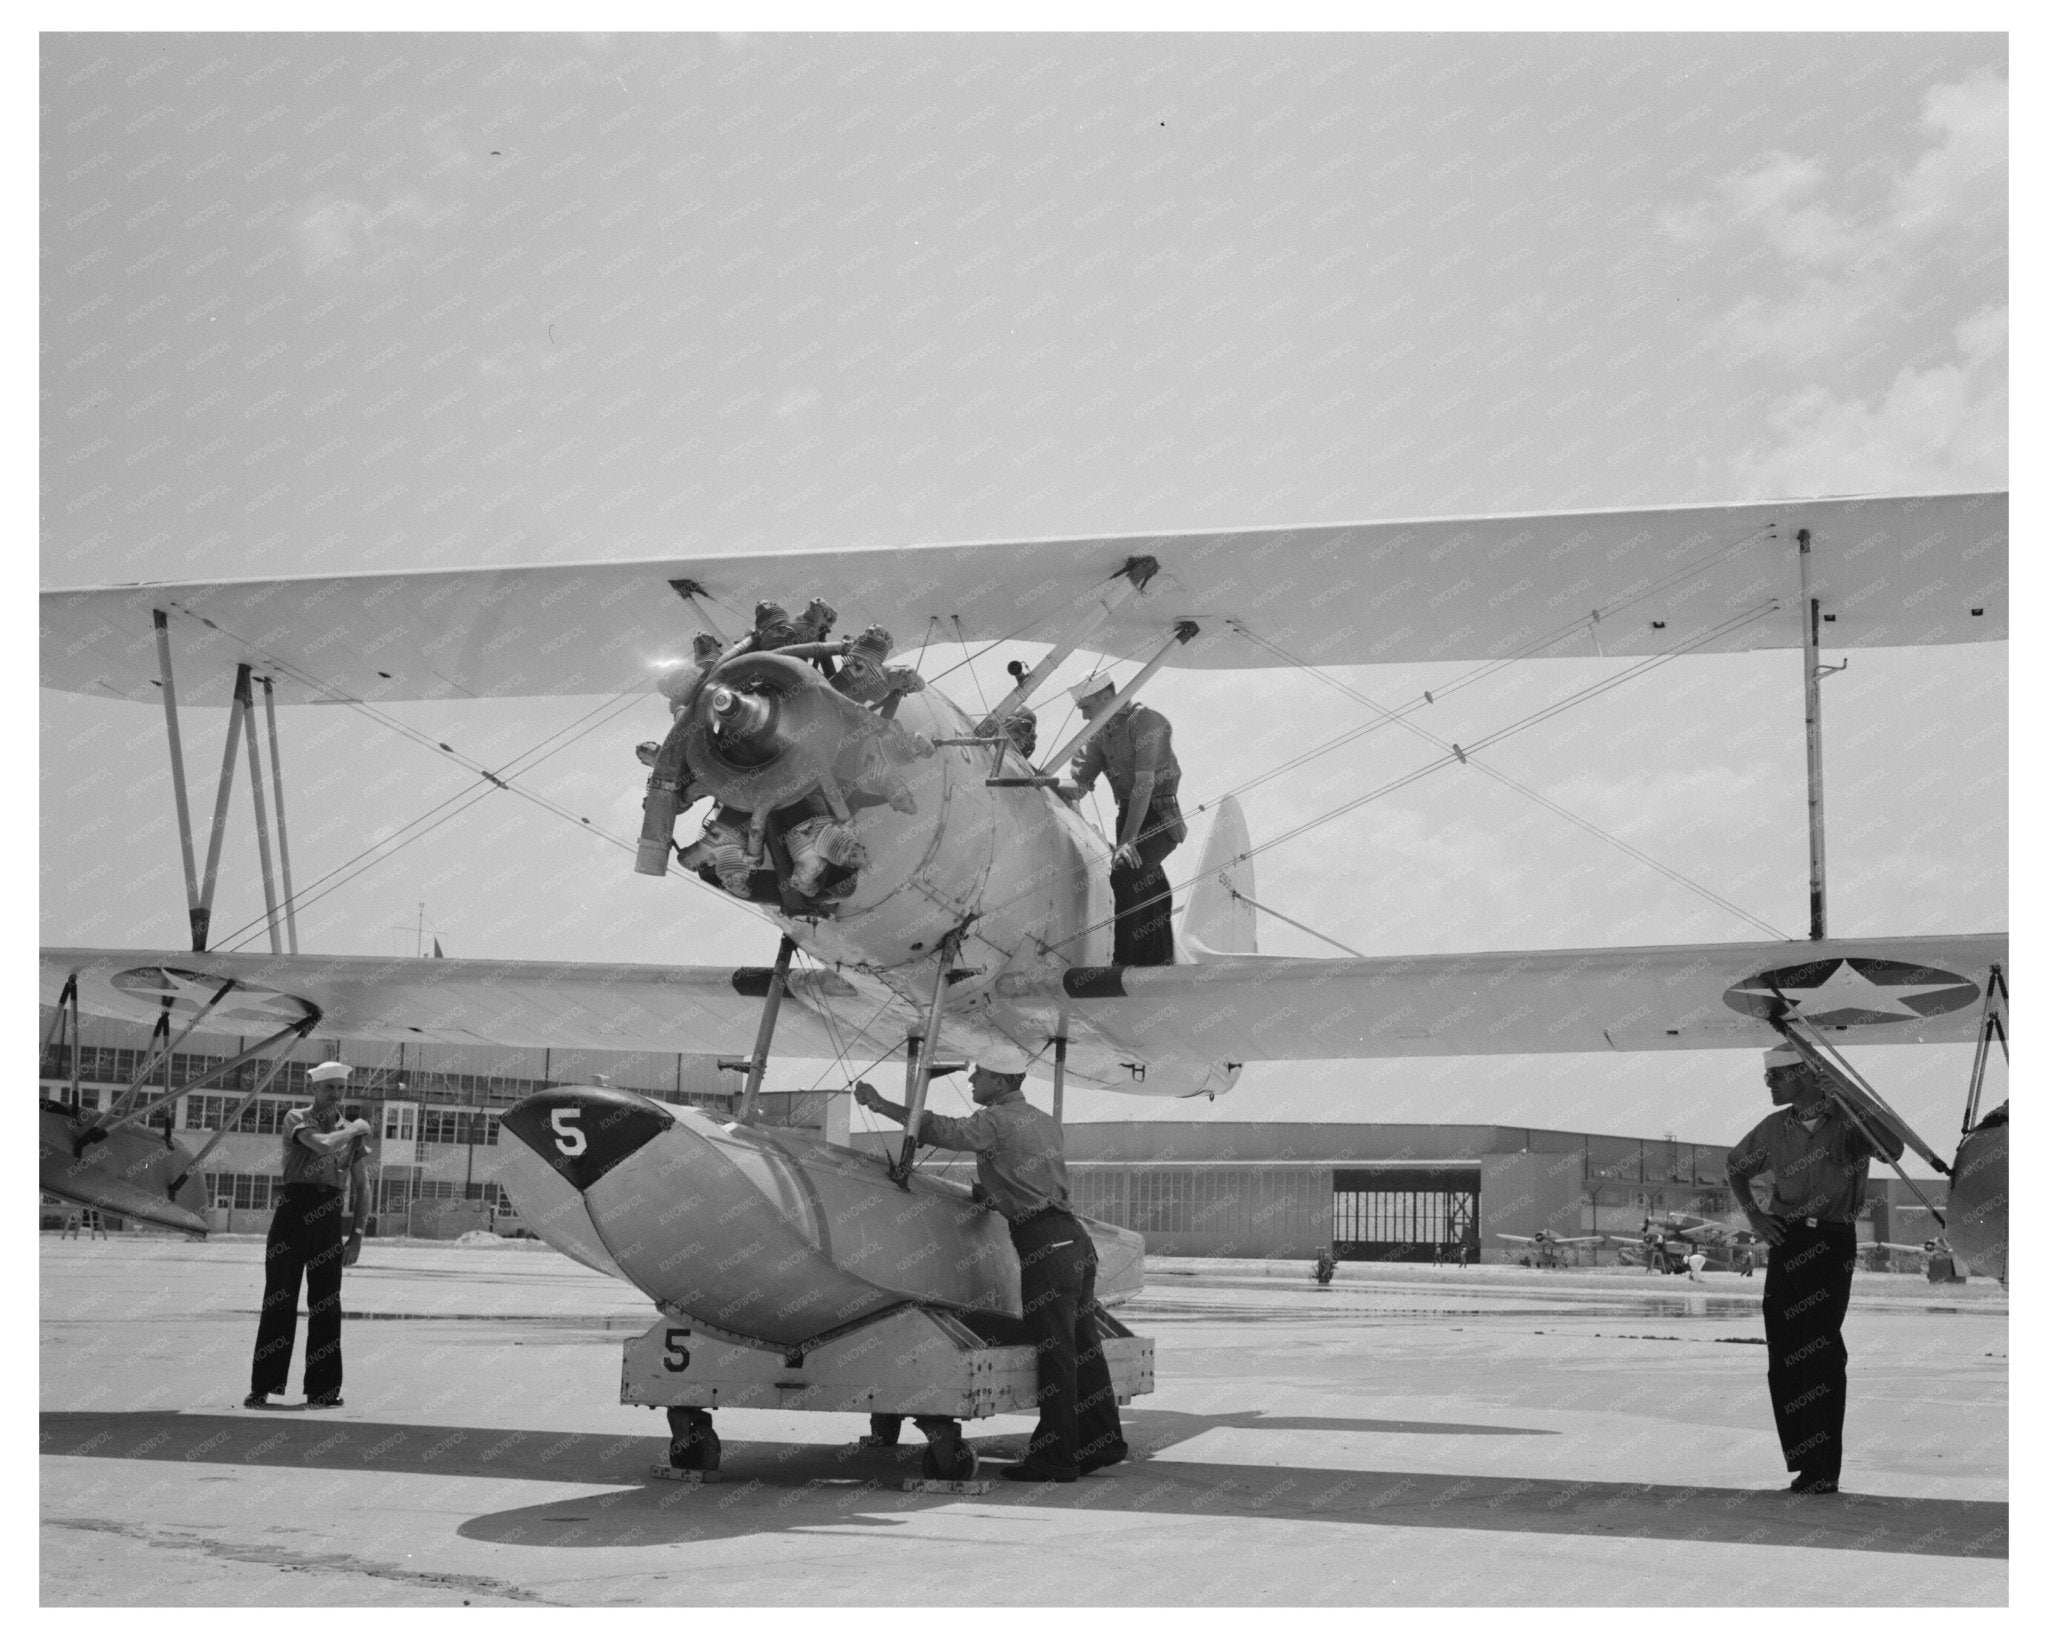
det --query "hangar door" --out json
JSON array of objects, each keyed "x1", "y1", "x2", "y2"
[{"x1": 1331, "y1": 1166, "x2": 1481, "y2": 1263}]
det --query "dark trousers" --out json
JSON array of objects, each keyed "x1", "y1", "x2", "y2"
[
  {"x1": 1761, "y1": 1221, "x2": 1857, "y2": 1480},
  {"x1": 251, "y1": 1184, "x2": 348, "y2": 1399},
  {"x1": 1012, "y1": 1210, "x2": 1125, "y2": 1475},
  {"x1": 1109, "y1": 818, "x2": 1179, "y2": 967}
]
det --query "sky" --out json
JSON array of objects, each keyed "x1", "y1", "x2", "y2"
[{"x1": 37, "y1": 31, "x2": 2008, "y2": 1158}]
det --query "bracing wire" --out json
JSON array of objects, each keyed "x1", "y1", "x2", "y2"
[
  {"x1": 1035, "y1": 601, "x2": 1782, "y2": 954},
  {"x1": 1231, "y1": 623, "x2": 1790, "y2": 941}
]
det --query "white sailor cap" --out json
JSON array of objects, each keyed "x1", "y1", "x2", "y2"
[
  {"x1": 1763, "y1": 1043, "x2": 1803, "y2": 1070},
  {"x1": 307, "y1": 1060, "x2": 353, "y2": 1083},
  {"x1": 1068, "y1": 674, "x2": 1117, "y2": 706},
  {"x1": 974, "y1": 1042, "x2": 1033, "y2": 1076}
]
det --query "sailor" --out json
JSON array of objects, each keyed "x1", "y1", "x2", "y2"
[
  {"x1": 1724, "y1": 1042, "x2": 1904, "y2": 1495},
  {"x1": 246, "y1": 1061, "x2": 371, "y2": 1410},
  {"x1": 853, "y1": 1044, "x2": 1128, "y2": 1483},
  {"x1": 1059, "y1": 677, "x2": 1186, "y2": 966}
]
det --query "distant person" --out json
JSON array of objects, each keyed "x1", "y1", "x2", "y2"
[
  {"x1": 1686, "y1": 1250, "x2": 1707, "y2": 1282},
  {"x1": 855, "y1": 1044, "x2": 1126, "y2": 1482},
  {"x1": 1456, "y1": 1244, "x2": 1468, "y2": 1270},
  {"x1": 1725, "y1": 1042, "x2": 1904, "y2": 1496},
  {"x1": 1058, "y1": 677, "x2": 1186, "y2": 966},
  {"x1": 246, "y1": 1062, "x2": 371, "y2": 1410},
  {"x1": 1313, "y1": 1249, "x2": 1336, "y2": 1285}
]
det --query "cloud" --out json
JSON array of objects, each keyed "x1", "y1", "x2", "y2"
[
  {"x1": 1729, "y1": 304, "x2": 2007, "y2": 497},
  {"x1": 294, "y1": 191, "x2": 431, "y2": 279},
  {"x1": 1664, "y1": 69, "x2": 2005, "y2": 371},
  {"x1": 1662, "y1": 69, "x2": 2006, "y2": 496}
]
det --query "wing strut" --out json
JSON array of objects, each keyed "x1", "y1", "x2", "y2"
[
  {"x1": 167, "y1": 1016, "x2": 320, "y2": 1198},
  {"x1": 973, "y1": 556, "x2": 1158, "y2": 738},
  {"x1": 152, "y1": 610, "x2": 205, "y2": 951},
  {"x1": 98, "y1": 977, "x2": 239, "y2": 1127},
  {"x1": 1797, "y1": 527, "x2": 1848, "y2": 940},
  {"x1": 74, "y1": 1015, "x2": 316, "y2": 1159},
  {"x1": 1960, "y1": 962, "x2": 2008, "y2": 1136},
  {"x1": 1033, "y1": 619, "x2": 1200, "y2": 777}
]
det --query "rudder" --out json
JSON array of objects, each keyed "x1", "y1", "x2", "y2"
[{"x1": 1180, "y1": 795, "x2": 1256, "y2": 960}]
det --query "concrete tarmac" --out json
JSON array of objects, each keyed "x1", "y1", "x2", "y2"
[{"x1": 41, "y1": 1237, "x2": 2006, "y2": 1606}]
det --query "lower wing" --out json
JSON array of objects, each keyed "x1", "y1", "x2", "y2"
[
  {"x1": 1020, "y1": 932, "x2": 2007, "y2": 1063},
  {"x1": 39, "y1": 947, "x2": 876, "y2": 1058}
]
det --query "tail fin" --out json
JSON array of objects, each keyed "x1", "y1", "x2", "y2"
[{"x1": 1180, "y1": 795, "x2": 1256, "y2": 961}]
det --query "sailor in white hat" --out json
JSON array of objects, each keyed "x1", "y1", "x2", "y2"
[
  {"x1": 854, "y1": 1043, "x2": 1128, "y2": 1483},
  {"x1": 1723, "y1": 1039, "x2": 1904, "y2": 1495},
  {"x1": 245, "y1": 1060, "x2": 373, "y2": 1410},
  {"x1": 1056, "y1": 671, "x2": 1186, "y2": 966}
]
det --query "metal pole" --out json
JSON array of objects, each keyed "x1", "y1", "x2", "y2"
[
  {"x1": 1798, "y1": 528, "x2": 1827, "y2": 940},
  {"x1": 733, "y1": 935, "x2": 797, "y2": 1126},
  {"x1": 152, "y1": 611, "x2": 206, "y2": 952},
  {"x1": 261, "y1": 677, "x2": 300, "y2": 955},
  {"x1": 892, "y1": 933, "x2": 962, "y2": 1186},
  {"x1": 1036, "y1": 621, "x2": 1199, "y2": 775},
  {"x1": 196, "y1": 664, "x2": 254, "y2": 952},
  {"x1": 241, "y1": 673, "x2": 284, "y2": 955},
  {"x1": 1051, "y1": 1033, "x2": 1068, "y2": 1127}
]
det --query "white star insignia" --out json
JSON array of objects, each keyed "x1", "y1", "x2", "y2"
[{"x1": 1731, "y1": 960, "x2": 1956, "y2": 1023}]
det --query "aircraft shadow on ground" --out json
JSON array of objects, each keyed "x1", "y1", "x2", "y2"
[{"x1": 42, "y1": 1409, "x2": 2003, "y2": 1561}]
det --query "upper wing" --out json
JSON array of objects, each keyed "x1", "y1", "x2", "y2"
[
  {"x1": 39, "y1": 947, "x2": 882, "y2": 1059},
  {"x1": 1026, "y1": 932, "x2": 2006, "y2": 1062},
  {"x1": 41, "y1": 492, "x2": 2003, "y2": 702}
]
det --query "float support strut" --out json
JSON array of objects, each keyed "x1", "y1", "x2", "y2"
[
  {"x1": 732, "y1": 935, "x2": 797, "y2": 1126},
  {"x1": 892, "y1": 930, "x2": 964, "y2": 1187}
]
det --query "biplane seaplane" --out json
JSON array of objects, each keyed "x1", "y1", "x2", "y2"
[{"x1": 40, "y1": 490, "x2": 2010, "y2": 1471}]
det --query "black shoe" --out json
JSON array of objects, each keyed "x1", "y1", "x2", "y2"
[
  {"x1": 242, "y1": 1392, "x2": 274, "y2": 1409},
  {"x1": 1078, "y1": 1440, "x2": 1129, "y2": 1475},
  {"x1": 1788, "y1": 1472, "x2": 1839, "y2": 1495},
  {"x1": 1000, "y1": 1461, "x2": 1077, "y2": 1484},
  {"x1": 304, "y1": 1393, "x2": 344, "y2": 1409}
]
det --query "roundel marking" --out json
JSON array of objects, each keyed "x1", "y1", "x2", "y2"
[
  {"x1": 110, "y1": 966, "x2": 320, "y2": 1029},
  {"x1": 1721, "y1": 956, "x2": 1979, "y2": 1028}
]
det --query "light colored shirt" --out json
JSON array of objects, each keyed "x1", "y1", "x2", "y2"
[
  {"x1": 1724, "y1": 1107, "x2": 1902, "y2": 1224},
  {"x1": 279, "y1": 1106, "x2": 363, "y2": 1190},
  {"x1": 915, "y1": 1089, "x2": 1071, "y2": 1224}
]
